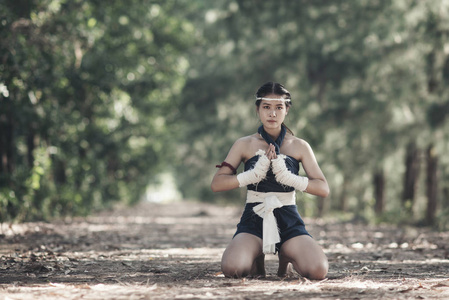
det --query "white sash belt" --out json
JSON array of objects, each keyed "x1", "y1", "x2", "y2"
[{"x1": 246, "y1": 190, "x2": 296, "y2": 254}]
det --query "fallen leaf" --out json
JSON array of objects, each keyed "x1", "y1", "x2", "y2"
[
  {"x1": 399, "y1": 286, "x2": 413, "y2": 293},
  {"x1": 432, "y1": 280, "x2": 449, "y2": 288},
  {"x1": 121, "y1": 261, "x2": 133, "y2": 268},
  {"x1": 49, "y1": 282, "x2": 66, "y2": 287}
]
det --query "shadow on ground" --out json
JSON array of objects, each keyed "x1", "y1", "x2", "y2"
[{"x1": 1, "y1": 201, "x2": 449, "y2": 299}]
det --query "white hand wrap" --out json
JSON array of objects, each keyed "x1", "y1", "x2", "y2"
[
  {"x1": 271, "y1": 155, "x2": 309, "y2": 192},
  {"x1": 236, "y1": 150, "x2": 271, "y2": 187}
]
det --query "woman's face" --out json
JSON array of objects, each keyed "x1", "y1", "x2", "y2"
[{"x1": 257, "y1": 94, "x2": 289, "y2": 129}]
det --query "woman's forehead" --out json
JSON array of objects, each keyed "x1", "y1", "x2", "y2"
[
  {"x1": 257, "y1": 93, "x2": 289, "y2": 104},
  {"x1": 260, "y1": 99, "x2": 286, "y2": 106}
]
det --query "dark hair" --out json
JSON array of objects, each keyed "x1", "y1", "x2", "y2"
[{"x1": 255, "y1": 82, "x2": 294, "y2": 135}]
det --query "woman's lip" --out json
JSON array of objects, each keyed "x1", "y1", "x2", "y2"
[{"x1": 268, "y1": 120, "x2": 276, "y2": 123}]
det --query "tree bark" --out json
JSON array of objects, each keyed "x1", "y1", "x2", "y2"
[
  {"x1": 339, "y1": 176, "x2": 348, "y2": 212},
  {"x1": 0, "y1": 116, "x2": 4, "y2": 174},
  {"x1": 317, "y1": 196, "x2": 327, "y2": 218},
  {"x1": 402, "y1": 142, "x2": 420, "y2": 211},
  {"x1": 0, "y1": 107, "x2": 13, "y2": 174},
  {"x1": 5, "y1": 113, "x2": 14, "y2": 174},
  {"x1": 426, "y1": 144, "x2": 438, "y2": 225},
  {"x1": 53, "y1": 158, "x2": 67, "y2": 185},
  {"x1": 27, "y1": 128, "x2": 35, "y2": 168},
  {"x1": 374, "y1": 170, "x2": 385, "y2": 216}
]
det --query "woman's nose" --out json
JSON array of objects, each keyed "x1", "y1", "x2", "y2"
[{"x1": 270, "y1": 110, "x2": 276, "y2": 117}]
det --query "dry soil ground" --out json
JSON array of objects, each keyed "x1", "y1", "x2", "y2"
[{"x1": 1, "y1": 200, "x2": 449, "y2": 299}]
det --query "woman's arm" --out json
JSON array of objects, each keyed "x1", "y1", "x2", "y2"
[
  {"x1": 211, "y1": 138, "x2": 273, "y2": 192},
  {"x1": 299, "y1": 141, "x2": 329, "y2": 198},
  {"x1": 211, "y1": 139, "x2": 245, "y2": 192}
]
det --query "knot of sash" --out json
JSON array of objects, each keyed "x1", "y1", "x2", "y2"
[
  {"x1": 258, "y1": 125, "x2": 286, "y2": 155},
  {"x1": 246, "y1": 190, "x2": 296, "y2": 254}
]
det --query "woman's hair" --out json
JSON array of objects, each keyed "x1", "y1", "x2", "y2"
[{"x1": 255, "y1": 82, "x2": 294, "y2": 135}]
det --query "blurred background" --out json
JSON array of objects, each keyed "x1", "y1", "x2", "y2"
[{"x1": 1, "y1": 0, "x2": 449, "y2": 228}]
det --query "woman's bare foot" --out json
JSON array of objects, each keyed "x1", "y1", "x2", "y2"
[
  {"x1": 277, "y1": 255, "x2": 294, "y2": 277},
  {"x1": 250, "y1": 254, "x2": 266, "y2": 278}
]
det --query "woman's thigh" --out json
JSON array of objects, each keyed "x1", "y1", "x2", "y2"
[
  {"x1": 221, "y1": 233, "x2": 263, "y2": 277},
  {"x1": 279, "y1": 235, "x2": 328, "y2": 280}
]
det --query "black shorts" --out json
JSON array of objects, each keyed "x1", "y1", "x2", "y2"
[{"x1": 234, "y1": 203, "x2": 311, "y2": 253}]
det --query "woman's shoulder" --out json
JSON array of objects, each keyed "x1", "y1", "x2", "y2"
[
  {"x1": 234, "y1": 133, "x2": 262, "y2": 147},
  {"x1": 282, "y1": 135, "x2": 313, "y2": 160},
  {"x1": 284, "y1": 134, "x2": 310, "y2": 148},
  {"x1": 231, "y1": 133, "x2": 265, "y2": 160}
]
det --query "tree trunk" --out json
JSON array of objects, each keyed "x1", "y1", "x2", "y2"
[
  {"x1": 402, "y1": 142, "x2": 420, "y2": 212},
  {"x1": 339, "y1": 176, "x2": 348, "y2": 212},
  {"x1": 53, "y1": 158, "x2": 67, "y2": 185},
  {"x1": 374, "y1": 170, "x2": 385, "y2": 216},
  {"x1": 0, "y1": 108, "x2": 13, "y2": 174},
  {"x1": 443, "y1": 186, "x2": 449, "y2": 213},
  {"x1": 27, "y1": 128, "x2": 35, "y2": 168},
  {"x1": 4, "y1": 113, "x2": 14, "y2": 174},
  {"x1": 317, "y1": 196, "x2": 327, "y2": 218},
  {"x1": 0, "y1": 116, "x2": 4, "y2": 174},
  {"x1": 426, "y1": 144, "x2": 438, "y2": 225}
]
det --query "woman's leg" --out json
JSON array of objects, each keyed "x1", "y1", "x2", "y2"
[
  {"x1": 221, "y1": 233, "x2": 265, "y2": 278},
  {"x1": 278, "y1": 235, "x2": 328, "y2": 280}
]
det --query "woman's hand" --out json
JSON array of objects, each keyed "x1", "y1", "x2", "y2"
[
  {"x1": 235, "y1": 149, "x2": 271, "y2": 187},
  {"x1": 266, "y1": 144, "x2": 277, "y2": 160},
  {"x1": 271, "y1": 154, "x2": 309, "y2": 192}
]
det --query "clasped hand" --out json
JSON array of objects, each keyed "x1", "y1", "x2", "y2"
[
  {"x1": 237, "y1": 144, "x2": 308, "y2": 192},
  {"x1": 266, "y1": 144, "x2": 309, "y2": 192},
  {"x1": 265, "y1": 143, "x2": 277, "y2": 160}
]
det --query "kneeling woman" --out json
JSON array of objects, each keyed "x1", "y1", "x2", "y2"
[{"x1": 211, "y1": 82, "x2": 329, "y2": 280}]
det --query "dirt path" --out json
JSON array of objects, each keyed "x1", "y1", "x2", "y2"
[{"x1": 1, "y1": 200, "x2": 449, "y2": 299}]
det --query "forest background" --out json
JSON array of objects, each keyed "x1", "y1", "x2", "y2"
[{"x1": 1, "y1": 0, "x2": 449, "y2": 229}]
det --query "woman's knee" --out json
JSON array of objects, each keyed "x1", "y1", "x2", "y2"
[
  {"x1": 302, "y1": 259, "x2": 328, "y2": 280},
  {"x1": 221, "y1": 233, "x2": 263, "y2": 278},
  {"x1": 221, "y1": 259, "x2": 252, "y2": 278},
  {"x1": 280, "y1": 235, "x2": 328, "y2": 280}
]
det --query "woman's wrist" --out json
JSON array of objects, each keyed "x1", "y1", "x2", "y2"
[
  {"x1": 271, "y1": 155, "x2": 309, "y2": 192},
  {"x1": 236, "y1": 150, "x2": 270, "y2": 187}
]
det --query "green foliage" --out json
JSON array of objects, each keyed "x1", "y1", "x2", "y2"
[
  {"x1": 0, "y1": 0, "x2": 194, "y2": 221},
  {"x1": 175, "y1": 0, "x2": 449, "y2": 225},
  {"x1": 1, "y1": 0, "x2": 449, "y2": 226}
]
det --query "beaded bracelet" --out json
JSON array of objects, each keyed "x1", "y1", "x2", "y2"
[{"x1": 215, "y1": 161, "x2": 237, "y2": 174}]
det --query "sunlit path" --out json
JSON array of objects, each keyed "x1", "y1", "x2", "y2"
[{"x1": 1, "y1": 201, "x2": 448, "y2": 299}]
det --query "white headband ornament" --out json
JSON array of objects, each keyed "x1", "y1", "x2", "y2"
[{"x1": 256, "y1": 97, "x2": 291, "y2": 102}]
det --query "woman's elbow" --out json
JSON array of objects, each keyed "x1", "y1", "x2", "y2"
[
  {"x1": 211, "y1": 183, "x2": 219, "y2": 193},
  {"x1": 308, "y1": 179, "x2": 329, "y2": 198},
  {"x1": 311, "y1": 181, "x2": 330, "y2": 198},
  {"x1": 210, "y1": 179, "x2": 223, "y2": 193},
  {"x1": 211, "y1": 181, "x2": 217, "y2": 192},
  {"x1": 320, "y1": 185, "x2": 330, "y2": 198}
]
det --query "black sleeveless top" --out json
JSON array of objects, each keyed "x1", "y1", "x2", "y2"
[
  {"x1": 244, "y1": 124, "x2": 300, "y2": 193},
  {"x1": 244, "y1": 154, "x2": 300, "y2": 193}
]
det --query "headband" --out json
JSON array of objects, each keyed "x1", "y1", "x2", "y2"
[{"x1": 256, "y1": 97, "x2": 291, "y2": 102}]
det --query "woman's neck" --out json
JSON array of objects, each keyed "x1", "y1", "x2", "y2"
[{"x1": 263, "y1": 126, "x2": 282, "y2": 141}]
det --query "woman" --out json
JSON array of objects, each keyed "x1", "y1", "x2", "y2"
[{"x1": 211, "y1": 82, "x2": 329, "y2": 280}]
